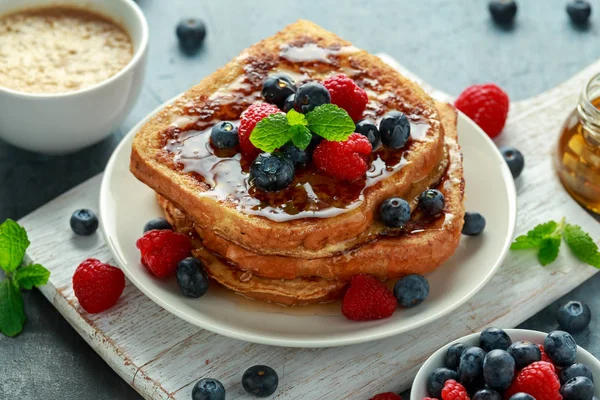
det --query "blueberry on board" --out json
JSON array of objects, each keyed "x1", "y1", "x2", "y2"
[
  {"x1": 419, "y1": 189, "x2": 446, "y2": 216},
  {"x1": 262, "y1": 73, "x2": 296, "y2": 109},
  {"x1": 507, "y1": 341, "x2": 541, "y2": 369},
  {"x1": 294, "y1": 82, "x2": 330, "y2": 114},
  {"x1": 70, "y1": 209, "x2": 99, "y2": 236},
  {"x1": 473, "y1": 389, "x2": 502, "y2": 400},
  {"x1": 458, "y1": 346, "x2": 486, "y2": 387},
  {"x1": 483, "y1": 349, "x2": 515, "y2": 391},
  {"x1": 143, "y1": 217, "x2": 173, "y2": 233},
  {"x1": 355, "y1": 119, "x2": 381, "y2": 149},
  {"x1": 281, "y1": 142, "x2": 310, "y2": 168},
  {"x1": 250, "y1": 152, "x2": 295, "y2": 192},
  {"x1": 544, "y1": 330, "x2": 577, "y2": 366},
  {"x1": 557, "y1": 301, "x2": 592, "y2": 333},
  {"x1": 210, "y1": 121, "x2": 239, "y2": 149},
  {"x1": 242, "y1": 365, "x2": 279, "y2": 397},
  {"x1": 394, "y1": 274, "x2": 430, "y2": 308},
  {"x1": 462, "y1": 212, "x2": 486, "y2": 236},
  {"x1": 283, "y1": 94, "x2": 296, "y2": 112},
  {"x1": 176, "y1": 257, "x2": 209, "y2": 298},
  {"x1": 176, "y1": 18, "x2": 206, "y2": 53},
  {"x1": 427, "y1": 367, "x2": 459, "y2": 398},
  {"x1": 489, "y1": 0, "x2": 518, "y2": 24},
  {"x1": 192, "y1": 378, "x2": 225, "y2": 400},
  {"x1": 560, "y1": 363, "x2": 595, "y2": 385},
  {"x1": 509, "y1": 394, "x2": 536, "y2": 400},
  {"x1": 379, "y1": 111, "x2": 411, "y2": 149},
  {"x1": 560, "y1": 376, "x2": 595, "y2": 400},
  {"x1": 446, "y1": 343, "x2": 470, "y2": 370},
  {"x1": 380, "y1": 197, "x2": 411, "y2": 228},
  {"x1": 499, "y1": 146, "x2": 525, "y2": 179},
  {"x1": 567, "y1": 0, "x2": 592, "y2": 25},
  {"x1": 480, "y1": 327, "x2": 512, "y2": 351}
]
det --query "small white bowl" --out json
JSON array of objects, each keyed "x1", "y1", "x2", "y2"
[
  {"x1": 0, "y1": 0, "x2": 148, "y2": 154},
  {"x1": 411, "y1": 329, "x2": 600, "y2": 399}
]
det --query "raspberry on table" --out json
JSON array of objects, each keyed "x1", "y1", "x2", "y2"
[
  {"x1": 504, "y1": 361, "x2": 562, "y2": 400},
  {"x1": 441, "y1": 379, "x2": 469, "y2": 400},
  {"x1": 238, "y1": 103, "x2": 283, "y2": 159},
  {"x1": 323, "y1": 74, "x2": 369, "y2": 122},
  {"x1": 370, "y1": 392, "x2": 402, "y2": 400},
  {"x1": 313, "y1": 133, "x2": 372, "y2": 181},
  {"x1": 73, "y1": 258, "x2": 125, "y2": 314},
  {"x1": 342, "y1": 274, "x2": 397, "y2": 321},
  {"x1": 454, "y1": 84, "x2": 509, "y2": 139},
  {"x1": 136, "y1": 230, "x2": 191, "y2": 278}
]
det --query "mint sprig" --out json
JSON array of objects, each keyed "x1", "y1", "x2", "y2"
[
  {"x1": 250, "y1": 104, "x2": 354, "y2": 152},
  {"x1": 511, "y1": 218, "x2": 600, "y2": 267},
  {"x1": 0, "y1": 219, "x2": 50, "y2": 337}
]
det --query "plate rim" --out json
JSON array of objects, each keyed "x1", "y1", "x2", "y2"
[{"x1": 99, "y1": 95, "x2": 517, "y2": 348}]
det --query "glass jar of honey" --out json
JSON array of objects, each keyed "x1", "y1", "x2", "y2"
[{"x1": 556, "y1": 73, "x2": 600, "y2": 213}]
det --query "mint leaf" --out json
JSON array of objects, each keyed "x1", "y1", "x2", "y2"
[
  {"x1": 306, "y1": 104, "x2": 355, "y2": 141},
  {"x1": 0, "y1": 279, "x2": 25, "y2": 337},
  {"x1": 287, "y1": 109, "x2": 308, "y2": 126},
  {"x1": 0, "y1": 219, "x2": 30, "y2": 273},
  {"x1": 14, "y1": 264, "x2": 50, "y2": 290},
  {"x1": 250, "y1": 114, "x2": 292, "y2": 153},
  {"x1": 563, "y1": 224, "x2": 600, "y2": 268},
  {"x1": 538, "y1": 237, "x2": 561, "y2": 266},
  {"x1": 510, "y1": 235, "x2": 538, "y2": 250},
  {"x1": 290, "y1": 125, "x2": 312, "y2": 150},
  {"x1": 511, "y1": 220, "x2": 562, "y2": 250}
]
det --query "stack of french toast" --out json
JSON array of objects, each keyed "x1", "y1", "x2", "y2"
[{"x1": 130, "y1": 20, "x2": 465, "y2": 306}]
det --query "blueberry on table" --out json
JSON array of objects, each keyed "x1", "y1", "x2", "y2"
[
  {"x1": 427, "y1": 367, "x2": 458, "y2": 398},
  {"x1": 250, "y1": 152, "x2": 295, "y2": 192},
  {"x1": 544, "y1": 330, "x2": 577, "y2": 366},
  {"x1": 446, "y1": 343, "x2": 470, "y2": 370},
  {"x1": 499, "y1": 146, "x2": 525, "y2": 179},
  {"x1": 419, "y1": 189, "x2": 446, "y2": 216},
  {"x1": 567, "y1": 0, "x2": 592, "y2": 25},
  {"x1": 458, "y1": 346, "x2": 486, "y2": 387},
  {"x1": 483, "y1": 349, "x2": 515, "y2": 391},
  {"x1": 192, "y1": 378, "x2": 225, "y2": 400},
  {"x1": 143, "y1": 217, "x2": 173, "y2": 233},
  {"x1": 355, "y1": 119, "x2": 381, "y2": 149},
  {"x1": 507, "y1": 340, "x2": 542, "y2": 369},
  {"x1": 262, "y1": 73, "x2": 296, "y2": 110},
  {"x1": 462, "y1": 212, "x2": 486, "y2": 236},
  {"x1": 480, "y1": 327, "x2": 512, "y2": 351},
  {"x1": 560, "y1": 376, "x2": 595, "y2": 400},
  {"x1": 176, "y1": 18, "x2": 206, "y2": 53},
  {"x1": 473, "y1": 389, "x2": 502, "y2": 400},
  {"x1": 242, "y1": 365, "x2": 279, "y2": 397},
  {"x1": 509, "y1": 394, "x2": 535, "y2": 400},
  {"x1": 70, "y1": 209, "x2": 98, "y2": 236},
  {"x1": 294, "y1": 82, "x2": 331, "y2": 113},
  {"x1": 557, "y1": 301, "x2": 592, "y2": 333},
  {"x1": 489, "y1": 0, "x2": 518, "y2": 24},
  {"x1": 379, "y1": 111, "x2": 411, "y2": 149},
  {"x1": 210, "y1": 121, "x2": 239, "y2": 149},
  {"x1": 380, "y1": 197, "x2": 411, "y2": 227},
  {"x1": 393, "y1": 274, "x2": 430, "y2": 308},
  {"x1": 176, "y1": 257, "x2": 209, "y2": 298},
  {"x1": 560, "y1": 363, "x2": 595, "y2": 385}
]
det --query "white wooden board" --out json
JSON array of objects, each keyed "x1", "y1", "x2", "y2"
[{"x1": 19, "y1": 55, "x2": 600, "y2": 399}]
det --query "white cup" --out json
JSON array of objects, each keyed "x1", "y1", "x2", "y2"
[{"x1": 0, "y1": 0, "x2": 149, "y2": 154}]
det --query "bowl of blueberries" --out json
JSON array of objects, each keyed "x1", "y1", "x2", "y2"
[{"x1": 411, "y1": 319, "x2": 599, "y2": 399}]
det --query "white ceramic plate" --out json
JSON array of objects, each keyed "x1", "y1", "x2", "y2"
[
  {"x1": 99, "y1": 97, "x2": 516, "y2": 348},
  {"x1": 411, "y1": 329, "x2": 600, "y2": 399}
]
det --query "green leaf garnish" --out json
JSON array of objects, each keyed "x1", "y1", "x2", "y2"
[
  {"x1": 286, "y1": 109, "x2": 308, "y2": 126},
  {"x1": 290, "y1": 125, "x2": 312, "y2": 150},
  {"x1": 0, "y1": 279, "x2": 26, "y2": 337},
  {"x1": 14, "y1": 264, "x2": 50, "y2": 290},
  {"x1": 250, "y1": 113, "x2": 291, "y2": 153},
  {"x1": 0, "y1": 219, "x2": 30, "y2": 273},
  {"x1": 563, "y1": 224, "x2": 600, "y2": 267},
  {"x1": 305, "y1": 104, "x2": 355, "y2": 142}
]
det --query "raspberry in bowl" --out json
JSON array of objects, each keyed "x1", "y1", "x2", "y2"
[{"x1": 410, "y1": 329, "x2": 600, "y2": 400}]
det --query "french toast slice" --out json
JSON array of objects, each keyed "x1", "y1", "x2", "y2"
[{"x1": 130, "y1": 20, "x2": 445, "y2": 257}]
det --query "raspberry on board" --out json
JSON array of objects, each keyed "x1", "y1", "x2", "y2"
[
  {"x1": 313, "y1": 133, "x2": 372, "y2": 181},
  {"x1": 238, "y1": 102, "x2": 283, "y2": 159},
  {"x1": 441, "y1": 380, "x2": 469, "y2": 400},
  {"x1": 454, "y1": 84, "x2": 509, "y2": 139},
  {"x1": 73, "y1": 258, "x2": 125, "y2": 314},
  {"x1": 504, "y1": 361, "x2": 561, "y2": 400},
  {"x1": 342, "y1": 274, "x2": 397, "y2": 321},
  {"x1": 323, "y1": 74, "x2": 369, "y2": 122},
  {"x1": 136, "y1": 230, "x2": 191, "y2": 278},
  {"x1": 370, "y1": 392, "x2": 402, "y2": 400}
]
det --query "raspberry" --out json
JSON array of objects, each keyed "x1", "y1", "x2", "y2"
[
  {"x1": 238, "y1": 103, "x2": 283, "y2": 158},
  {"x1": 422, "y1": 398, "x2": 439, "y2": 400},
  {"x1": 342, "y1": 274, "x2": 397, "y2": 321},
  {"x1": 504, "y1": 361, "x2": 562, "y2": 400},
  {"x1": 441, "y1": 380, "x2": 469, "y2": 400},
  {"x1": 538, "y1": 345, "x2": 551, "y2": 363},
  {"x1": 323, "y1": 74, "x2": 369, "y2": 121},
  {"x1": 370, "y1": 393, "x2": 402, "y2": 400},
  {"x1": 313, "y1": 133, "x2": 372, "y2": 181},
  {"x1": 73, "y1": 258, "x2": 125, "y2": 314},
  {"x1": 136, "y1": 230, "x2": 191, "y2": 278},
  {"x1": 454, "y1": 84, "x2": 509, "y2": 139}
]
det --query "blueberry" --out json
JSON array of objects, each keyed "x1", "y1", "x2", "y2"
[
  {"x1": 70, "y1": 209, "x2": 98, "y2": 236},
  {"x1": 489, "y1": 0, "x2": 517, "y2": 24},
  {"x1": 394, "y1": 274, "x2": 429, "y2": 308},
  {"x1": 462, "y1": 212, "x2": 486, "y2": 236},
  {"x1": 560, "y1": 376, "x2": 595, "y2": 400},
  {"x1": 499, "y1": 146, "x2": 525, "y2": 179},
  {"x1": 483, "y1": 349, "x2": 515, "y2": 391},
  {"x1": 283, "y1": 94, "x2": 295, "y2": 112},
  {"x1": 419, "y1": 189, "x2": 445, "y2": 216},
  {"x1": 210, "y1": 121, "x2": 239, "y2": 149},
  {"x1": 242, "y1": 365, "x2": 279, "y2": 397},
  {"x1": 250, "y1": 152, "x2": 295, "y2": 192},
  {"x1": 192, "y1": 378, "x2": 225, "y2": 400},
  {"x1": 558, "y1": 301, "x2": 592, "y2": 333},
  {"x1": 294, "y1": 82, "x2": 330, "y2": 114},
  {"x1": 281, "y1": 142, "x2": 310, "y2": 168},
  {"x1": 176, "y1": 19, "x2": 206, "y2": 53},
  {"x1": 473, "y1": 389, "x2": 502, "y2": 400},
  {"x1": 567, "y1": 0, "x2": 592, "y2": 25},
  {"x1": 427, "y1": 368, "x2": 458, "y2": 398},
  {"x1": 544, "y1": 330, "x2": 577, "y2": 366},
  {"x1": 380, "y1": 197, "x2": 411, "y2": 227},
  {"x1": 262, "y1": 74, "x2": 296, "y2": 109},
  {"x1": 560, "y1": 363, "x2": 595, "y2": 385},
  {"x1": 480, "y1": 327, "x2": 512, "y2": 351},
  {"x1": 507, "y1": 341, "x2": 541, "y2": 369},
  {"x1": 379, "y1": 111, "x2": 411, "y2": 149},
  {"x1": 458, "y1": 347, "x2": 486, "y2": 387},
  {"x1": 355, "y1": 119, "x2": 381, "y2": 149},
  {"x1": 176, "y1": 257, "x2": 209, "y2": 298},
  {"x1": 446, "y1": 343, "x2": 470, "y2": 370},
  {"x1": 509, "y1": 394, "x2": 535, "y2": 400},
  {"x1": 143, "y1": 217, "x2": 173, "y2": 233}
]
